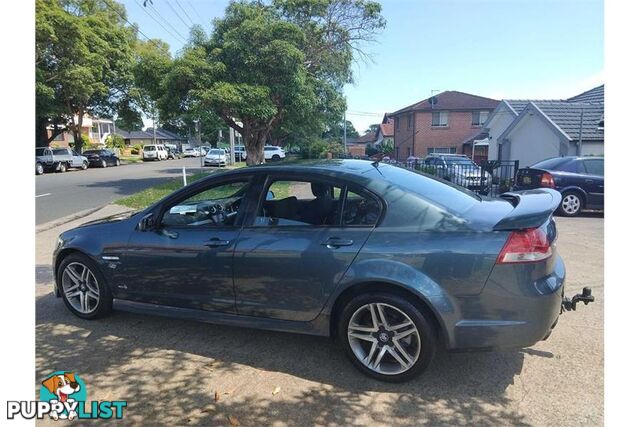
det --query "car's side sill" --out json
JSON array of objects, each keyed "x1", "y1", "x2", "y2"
[{"x1": 113, "y1": 299, "x2": 329, "y2": 337}]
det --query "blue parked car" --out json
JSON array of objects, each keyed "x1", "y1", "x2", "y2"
[
  {"x1": 52, "y1": 160, "x2": 593, "y2": 381},
  {"x1": 514, "y1": 156, "x2": 604, "y2": 216}
]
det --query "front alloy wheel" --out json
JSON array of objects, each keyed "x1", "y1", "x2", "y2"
[
  {"x1": 339, "y1": 293, "x2": 436, "y2": 382},
  {"x1": 58, "y1": 253, "x2": 112, "y2": 319}
]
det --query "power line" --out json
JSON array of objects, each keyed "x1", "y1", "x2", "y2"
[
  {"x1": 174, "y1": 0, "x2": 196, "y2": 27},
  {"x1": 164, "y1": 0, "x2": 192, "y2": 30},
  {"x1": 135, "y1": 0, "x2": 188, "y2": 44},
  {"x1": 146, "y1": 1, "x2": 189, "y2": 42},
  {"x1": 100, "y1": 0, "x2": 161, "y2": 47},
  {"x1": 186, "y1": 0, "x2": 208, "y2": 27}
]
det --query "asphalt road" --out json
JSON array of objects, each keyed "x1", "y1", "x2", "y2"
[
  {"x1": 35, "y1": 157, "x2": 207, "y2": 224},
  {"x1": 35, "y1": 212, "x2": 603, "y2": 425}
]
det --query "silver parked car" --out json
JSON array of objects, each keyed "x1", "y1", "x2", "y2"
[{"x1": 204, "y1": 148, "x2": 227, "y2": 167}]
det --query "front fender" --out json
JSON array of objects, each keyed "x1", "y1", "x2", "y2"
[{"x1": 323, "y1": 258, "x2": 461, "y2": 348}]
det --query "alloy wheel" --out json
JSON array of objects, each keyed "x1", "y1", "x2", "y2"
[
  {"x1": 562, "y1": 194, "x2": 581, "y2": 215},
  {"x1": 61, "y1": 262, "x2": 100, "y2": 314},
  {"x1": 347, "y1": 303, "x2": 421, "y2": 375}
]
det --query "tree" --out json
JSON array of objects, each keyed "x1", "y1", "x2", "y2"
[
  {"x1": 36, "y1": 0, "x2": 137, "y2": 150},
  {"x1": 323, "y1": 119, "x2": 359, "y2": 140},
  {"x1": 365, "y1": 123, "x2": 379, "y2": 134},
  {"x1": 164, "y1": 0, "x2": 384, "y2": 165}
]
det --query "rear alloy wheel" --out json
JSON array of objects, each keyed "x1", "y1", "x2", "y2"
[
  {"x1": 339, "y1": 293, "x2": 436, "y2": 382},
  {"x1": 559, "y1": 191, "x2": 582, "y2": 217},
  {"x1": 115, "y1": 159, "x2": 120, "y2": 166},
  {"x1": 58, "y1": 253, "x2": 112, "y2": 319},
  {"x1": 58, "y1": 162, "x2": 67, "y2": 173},
  {"x1": 101, "y1": 159, "x2": 107, "y2": 168},
  {"x1": 81, "y1": 161, "x2": 88, "y2": 170},
  {"x1": 36, "y1": 162, "x2": 44, "y2": 175}
]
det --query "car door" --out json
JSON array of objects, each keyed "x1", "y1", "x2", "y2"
[
  {"x1": 233, "y1": 173, "x2": 382, "y2": 322},
  {"x1": 121, "y1": 174, "x2": 260, "y2": 312},
  {"x1": 581, "y1": 158, "x2": 604, "y2": 208}
]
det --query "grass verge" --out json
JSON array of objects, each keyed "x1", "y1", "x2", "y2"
[{"x1": 115, "y1": 172, "x2": 213, "y2": 210}]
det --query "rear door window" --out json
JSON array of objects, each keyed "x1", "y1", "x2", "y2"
[
  {"x1": 583, "y1": 159, "x2": 604, "y2": 176},
  {"x1": 342, "y1": 189, "x2": 382, "y2": 226}
]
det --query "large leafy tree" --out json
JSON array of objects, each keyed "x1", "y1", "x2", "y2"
[
  {"x1": 163, "y1": 0, "x2": 384, "y2": 164},
  {"x1": 36, "y1": 0, "x2": 137, "y2": 149}
]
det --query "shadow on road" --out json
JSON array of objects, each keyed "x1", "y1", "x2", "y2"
[{"x1": 36, "y1": 290, "x2": 529, "y2": 425}]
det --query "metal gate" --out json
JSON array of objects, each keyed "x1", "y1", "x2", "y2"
[{"x1": 394, "y1": 159, "x2": 520, "y2": 198}]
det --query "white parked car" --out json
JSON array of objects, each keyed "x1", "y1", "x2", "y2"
[
  {"x1": 264, "y1": 145, "x2": 286, "y2": 161},
  {"x1": 182, "y1": 147, "x2": 199, "y2": 157},
  {"x1": 142, "y1": 144, "x2": 168, "y2": 161},
  {"x1": 234, "y1": 145, "x2": 247, "y2": 161},
  {"x1": 204, "y1": 148, "x2": 227, "y2": 167}
]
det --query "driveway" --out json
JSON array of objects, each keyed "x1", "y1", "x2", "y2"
[
  {"x1": 35, "y1": 157, "x2": 206, "y2": 224},
  {"x1": 35, "y1": 212, "x2": 603, "y2": 425}
]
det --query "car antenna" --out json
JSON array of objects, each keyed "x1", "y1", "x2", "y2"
[{"x1": 371, "y1": 160, "x2": 383, "y2": 175}]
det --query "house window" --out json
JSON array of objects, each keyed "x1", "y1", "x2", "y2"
[
  {"x1": 407, "y1": 114, "x2": 412, "y2": 130},
  {"x1": 432, "y1": 111, "x2": 449, "y2": 127},
  {"x1": 427, "y1": 147, "x2": 457, "y2": 154},
  {"x1": 472, "y1": 111, "x2": 490, "y2": 126}
]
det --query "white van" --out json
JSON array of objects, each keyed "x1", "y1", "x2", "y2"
[{"x1": 142, "y1": 144, "x2": 168, "y2": 161}]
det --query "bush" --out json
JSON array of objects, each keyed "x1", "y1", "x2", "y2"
[
  {"x1": 105, "y1": 134, "x2": 125, "y2": 150},
  {"x1": 131, "y1": 143, "x2": 143, "y2": 155}
]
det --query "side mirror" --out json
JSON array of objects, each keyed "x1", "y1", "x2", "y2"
[
  {"x1": 266, "y1": 190, "x2": 275, "y2": 201},
  {"x1": 138, "y1": 213, "x2": 155, "y2": 231}
]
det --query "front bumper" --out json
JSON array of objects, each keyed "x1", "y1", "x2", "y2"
[{"x1": 205, "y1": 159, "x2": 226, "y2": 166}]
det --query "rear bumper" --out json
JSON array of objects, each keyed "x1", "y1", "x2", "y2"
[{"x1": 451, "y1": 255, "x2": 565, "y2": 350}]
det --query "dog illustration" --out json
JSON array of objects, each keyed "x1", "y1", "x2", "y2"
[{"x1": 41, "y1": 372, "x2": 80, "y2": 420}]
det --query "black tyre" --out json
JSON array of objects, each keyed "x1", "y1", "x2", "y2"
[
  {"x1": 557, "y1": 191, "x2": 583, "y2": 217},
  {"x1": 57, "y1": 253, "x2": 113, "y2": 319},
  {"x1": 271, "y1": 154, "x2": 281, "y2": 161},
  {"x1": 81, "y1": 161, "x2": 88, "y2": 170},
  {"x1": 338, "y1": 292, "x2": 437, "y2": 382},
  {"x1": 58, "y1": 162, "x2": 67, "y2": 173},
  {"x1": 101, "y1": 159, "x2": 107, "y2": 168},
  {"x1": 115, "y1": 159, "x2": 120, "y2": 166},
  {"x1": 36, "y1": 162, "x2": 44, "y2": 175}
]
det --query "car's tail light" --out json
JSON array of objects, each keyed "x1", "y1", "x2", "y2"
[
  {"x1": 497, "y1": 228, "x2": 553, "y2": 264},
  {"x1": 540, "y1": 172, "x2": 555, "y2": 188}
]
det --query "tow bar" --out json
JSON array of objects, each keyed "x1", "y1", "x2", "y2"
[{"x1": 562, "y1": 287, "x2": 595, "y2": 312}]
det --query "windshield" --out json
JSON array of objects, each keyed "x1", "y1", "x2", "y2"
[
  {"x1": 446, "y1": 157, "x2": 476, "y2": 166},
  {"x1": 144, "y1": 146, "x2": 156, "y2": 151},
  {"x1": 208, "y1": 149, "x2": 224, "y2": 155},
  {"x1": 372, "y1": 164, "x2": 481, "y2": 215},
  {"x1": 83, "y1": 150, "x2": 100, "y2": 155},
  {"x1": 52, "y1": 149, "x2": 68, "y2": 155},
  {"x1": 35, "y1": 148, "x2": 47, "y2": 156}
]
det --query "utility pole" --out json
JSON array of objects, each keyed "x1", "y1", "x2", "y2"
[
  {"x1": 194, "y1": 119, "x2": 202, "y2": 170},
  {"x1": 577, "y1": 108, "x2": 584, "y2": 156},
  {"x1": 343, "y1": 111, "x2": 347, "y2": 156},
  {"x1": 229, "y1": 126, "x2": 236, "y2": 166},
  {"x1": 153, "y1": 109, "x2": 157, "y2": 145}
]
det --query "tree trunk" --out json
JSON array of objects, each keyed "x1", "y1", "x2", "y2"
[
  {"x1": 36, "y1": 117, "x2": 50, "y2": 147},
  {"x1": 243, "y1": 123, "x2": 267, "y2": 166}
]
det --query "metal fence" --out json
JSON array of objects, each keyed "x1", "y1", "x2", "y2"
[{"x1": 387, "y1": 159, "x2": 520, "y2": 198}]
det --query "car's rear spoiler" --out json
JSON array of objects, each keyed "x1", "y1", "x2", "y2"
[{"x1": 493, "y1": 189, "x2": 562, "y2": 231}]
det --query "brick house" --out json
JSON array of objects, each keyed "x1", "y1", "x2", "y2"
[
  {"x1": 389, "y1": 91, "x2": 499, "y2": 161},
  {"x1": 46, "y1": 116, "x2": 115, "y2": 148}
]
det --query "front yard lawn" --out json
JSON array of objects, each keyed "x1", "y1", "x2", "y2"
[{"x1": 115, "y1": 172, "x2": 213, "y2": 209}]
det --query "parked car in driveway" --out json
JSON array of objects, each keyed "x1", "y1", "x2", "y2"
[
  {"x1": 264, "y1": 145, "x2": 286, "y2": 161},
  {"x1": 204, "y1": 148, "x2": 227, "y2": 167},
  {"x1": 234, "y1": 145, "x2": 247, "y2": 161},
  {"x1": 36, "y1": 147, "x2": 88, "y2": 172},
  {"x1": 52, "y1": 160, "x2": 594, "y2": 382},
  {"x1": 514, "y1": 156, "x2": 604, "y2": 216},
  {"x1": 82, "y1": 149, "x2": 120, "y2": 168},
  {"x1": 183, "y1": 147, "x2": 199, "y2": 157},
  {"x1": 142, "y1": 144, "x2": 168, "y2": 161},
  {"x1": 423, "y1": 154, "x2": 491, "y2": 193}
]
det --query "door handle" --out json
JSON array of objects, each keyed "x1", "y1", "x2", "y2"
[
  {"x1": 321, "y1": 237, "x2": 354, "y2": 248},
  {"x1": 204, "y1": 238, "x2": 231, "y2": 248},
  {"x1": 161, "y1": 229, "x2": 179, "y2": 239}
]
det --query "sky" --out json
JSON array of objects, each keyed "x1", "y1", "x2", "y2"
[{"x1": 122, "y1": 0, "x2": 604, "y2": 133}]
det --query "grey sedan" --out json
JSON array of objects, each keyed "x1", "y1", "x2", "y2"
[{"x1": 52, "y1": 160, "x2": 593, "y2": 381}]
